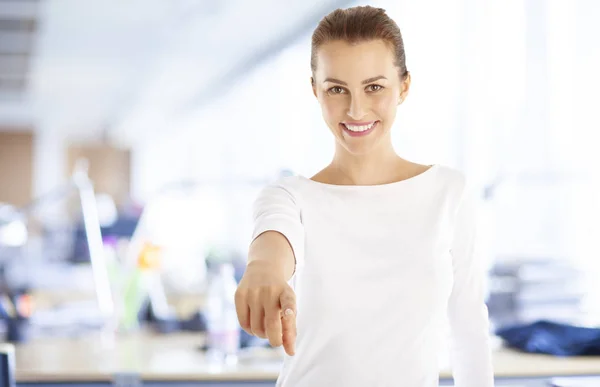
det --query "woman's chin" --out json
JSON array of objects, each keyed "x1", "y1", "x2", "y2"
[{"x1": 338, "y1": 138, "x2": 381, "y2": 156}]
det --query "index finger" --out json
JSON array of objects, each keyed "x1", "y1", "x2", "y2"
[{"x1": 279, "y1": 291, "x2": 297, "y2": 356}]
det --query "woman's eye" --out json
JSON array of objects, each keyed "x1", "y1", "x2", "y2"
[
  {"x1": 367, "y1": 84, "x2": 383, "y2": 92},
  {"x1": 329, "y1": 86, "x2": 345, "y2": 94}
]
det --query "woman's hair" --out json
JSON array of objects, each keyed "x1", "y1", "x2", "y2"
[{"x1": 311, "y1": 6, "x2": 408, "y2": 81}]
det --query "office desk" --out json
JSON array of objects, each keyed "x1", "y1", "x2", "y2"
[{"x1": 14, "y1": 332, "x2": 600, "y2": 386}]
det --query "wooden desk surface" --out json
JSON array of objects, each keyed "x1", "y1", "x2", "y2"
[{"x1": 13, "y1": 332, "x2": 600, "y2": 382}]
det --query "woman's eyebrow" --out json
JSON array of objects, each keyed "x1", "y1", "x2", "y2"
[
  {"x1": 323, "y1": 77, "x2": 347, "y2": 85},
  {"x1": 323, "y1": 75, "x2": 387, "y2": 85},
  {"x1": 361, "y1": 75, "x2": 386, "y2": 84}
]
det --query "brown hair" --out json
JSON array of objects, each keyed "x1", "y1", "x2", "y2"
[{"x1": 311, "y1": 6, "x2": 408, "y2": 81}]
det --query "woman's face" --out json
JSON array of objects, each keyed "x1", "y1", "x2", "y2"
[{"x1": 312, "y1": 39, "x2": 410, "y2": 156}]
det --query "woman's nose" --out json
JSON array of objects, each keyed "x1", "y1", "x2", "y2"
[{"x1": 347, "y1": 95, "x2": 368, "y2": 120}]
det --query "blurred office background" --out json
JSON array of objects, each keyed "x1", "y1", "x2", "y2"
[{"x1": 0, "y1": 0, "x2": 600, "y2": 379}]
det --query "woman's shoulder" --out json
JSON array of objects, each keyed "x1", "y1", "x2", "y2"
[
  {"x1": 267, "y1": 174, "x2": 306, "y2": 189},
  {"x1": 434, "y1": 164, "x2": 480, "y2": 208},
  {"x1": 256, "y1": 175, "x2": 306, "y2": 201},
  {"x1": 434, "y1": 164, "x2": 467, "y2": 185}
]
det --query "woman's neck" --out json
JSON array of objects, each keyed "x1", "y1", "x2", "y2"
[{"x1": 327, "y1": 144, "x2": 412, "y2": 186}]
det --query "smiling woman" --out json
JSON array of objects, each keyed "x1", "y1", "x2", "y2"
[
  {"x1": 309, "y1": 9, "x2": 411, "y2": 166},
  {"x1": 303, "y1": 6, "x2": 419, "y2": 186},
  {"x1": 235, "y1": 5, "x2": 495, "y2": 387},
  {"x1": 312, "y1": 38, "x2": 408, "y2": 157}
]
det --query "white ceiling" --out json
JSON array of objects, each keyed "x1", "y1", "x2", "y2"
[{"x1": 0, "y1": 0, "x2": 353, "y2": 142}]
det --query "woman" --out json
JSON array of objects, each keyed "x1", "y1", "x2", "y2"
[{"x1": 235, "y1": 5, "x2": 494, "y2": 387}]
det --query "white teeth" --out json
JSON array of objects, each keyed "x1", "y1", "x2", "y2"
[{"x1": 344, "y1": 122, "x2": 376, "y2": 132}]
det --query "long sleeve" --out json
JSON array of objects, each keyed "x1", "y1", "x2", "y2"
[
  {"x1": 251, "y1": 182, "x2": 305, "y2": 271},
  {"x1": 447, "y1": 184, "x2": 495, "y2": 387}
]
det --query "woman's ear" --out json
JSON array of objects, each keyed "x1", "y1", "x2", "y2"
[
  {"x1": 311, "y1": 76, "x2": 317, "y2": 98},
  {"x1": 398, "y1": 72, "x2": 411, "y2": 105}
]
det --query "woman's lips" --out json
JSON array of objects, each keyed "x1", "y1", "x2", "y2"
[{"x1": 341, "y1": 121, "x2": 379, "y2": 137}]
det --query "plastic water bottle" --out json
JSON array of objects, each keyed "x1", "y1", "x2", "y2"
[{"x1": 205, "y1": 263, "x2": 240, "y2": 364}]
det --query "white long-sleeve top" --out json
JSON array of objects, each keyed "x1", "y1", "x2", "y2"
[{"x1": 251, "y1": 164, "x2": 494, "y2": 387}]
